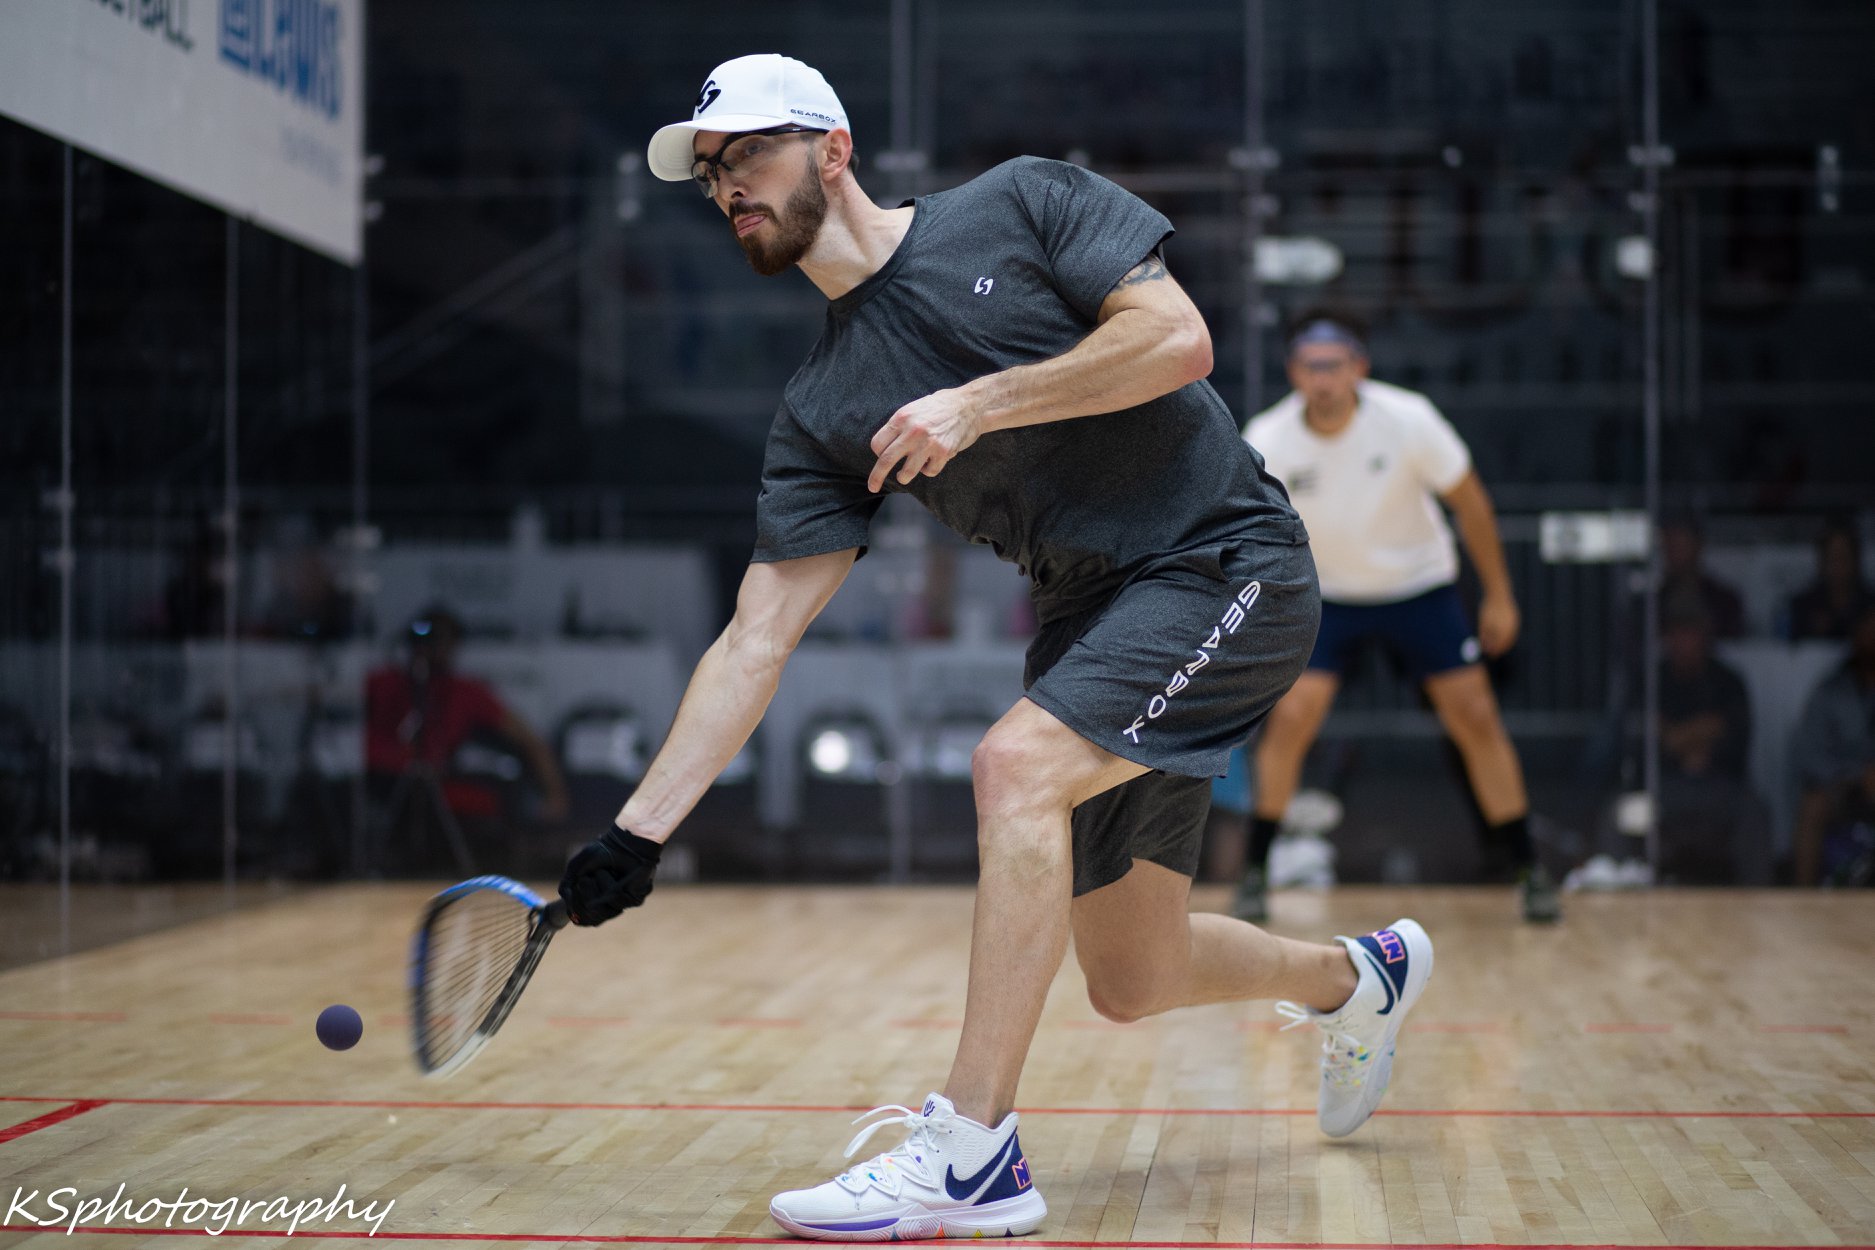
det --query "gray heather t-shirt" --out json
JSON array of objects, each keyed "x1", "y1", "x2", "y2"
[{"x1": 752, "y1": 156, "x2": 1306, "y2": 623}]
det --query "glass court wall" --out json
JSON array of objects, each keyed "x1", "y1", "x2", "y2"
[{"x1": 0, "y1": 129, "x2": 366, "y2": 961}]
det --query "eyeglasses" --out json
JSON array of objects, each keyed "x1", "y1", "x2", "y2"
[
  {"x1": 1292, "y1": 351, "x2": 1359, "y2": 374},
  {"x1": 1295, "y1": 357, "x2": 1355, "y2": 374},
  {"x1": 690, "y1": 125, "x2": 827, "y2": 199}
]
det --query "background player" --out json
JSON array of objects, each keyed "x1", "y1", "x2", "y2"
[
  {"x1": 1236, "y1": 309, "x2": 1560, "y2": 924},
  {"x1": 555, "y1": 56, "x2": 1436, "y2": 1243}
]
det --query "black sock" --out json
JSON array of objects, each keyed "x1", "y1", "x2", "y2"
[
  {"x1": 1248, "y1": 815, "x2": 1282, "y2": 870},
  {"x1": 1488, "y1": 815, "x2": 1534, "y2": 869}
]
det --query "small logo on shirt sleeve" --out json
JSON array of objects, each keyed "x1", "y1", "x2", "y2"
[{"x1": 973, "y1": 276, "x2": 995, "y2": 295}]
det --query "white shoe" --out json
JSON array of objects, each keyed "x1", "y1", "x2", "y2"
[
  {"x1": 1276, "y1": 918, "x2": 1434, "y2": 1138},
  {"x1": 769, "y1": 1093, "x2": 1046, "y2": 1242}
]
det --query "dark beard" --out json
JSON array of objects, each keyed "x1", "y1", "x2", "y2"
[{"x1": 735, "y1": 165, "x2": 828, "y2": 277}]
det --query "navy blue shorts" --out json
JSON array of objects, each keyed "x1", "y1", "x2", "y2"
[{"x1": 1308, "y1": 583, "x2": 1481, "y2": 681}]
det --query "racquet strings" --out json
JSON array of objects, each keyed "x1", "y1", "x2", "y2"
[{"x1": 415, "y1": 888, "x2": 533, "y2": 1069}]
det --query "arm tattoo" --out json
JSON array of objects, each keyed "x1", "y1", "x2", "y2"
[{"x1": 1115, "y1": 253, "x2": 1168, "y2": 289}]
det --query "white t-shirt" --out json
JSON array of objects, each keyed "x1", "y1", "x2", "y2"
[{"x1": 1245, "y1": 378, "x2": 1472, "y2": 604}]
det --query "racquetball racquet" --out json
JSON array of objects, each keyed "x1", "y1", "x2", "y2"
[{"x1": 409, "y1": 875, "x2": 568, "y2": 1077}]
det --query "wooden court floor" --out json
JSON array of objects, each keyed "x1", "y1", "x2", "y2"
[{"x1": 1, "y1": 883, "x2": 1871, "y2": 1249}]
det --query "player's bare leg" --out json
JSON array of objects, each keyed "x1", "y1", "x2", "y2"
[
  {"x1": 1075, "y1": 856, "x2": 1432, "y2": 1140},
  {"x1": 1235, "y1": 671, "x2": 1340, "y2": 918},
  {"x1": 941, "y1": 698, "x2": 1147, "y2": 1127},
  {"x1": 1251, "y1": 671, "x2": 1340, "y2": 820},
  {"x1": 1424, "y1": 665, "x2": 1526, "y2": 821},
  {"x1": 772, "y1": 696, "x2": 1133, "y2": 1239},
  {"x1": 1423, "y1": 665, "x2": 1556, "y2": 920},
  {"x1": 1072, "y1": 859, "x2": 1355, "y2": 1021}
]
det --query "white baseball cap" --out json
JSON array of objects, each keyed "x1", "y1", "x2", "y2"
[{"x1": 647, "y1": 54, "x2": 849, "y2": 183}]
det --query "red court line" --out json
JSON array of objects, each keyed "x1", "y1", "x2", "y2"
[
  {"x1": 0, "y1": 1011, "x2": 1854, "y2": 1037},
  {"x1": 3, "y1": 1230, "x2": 1870, "y2": 1249},
  {"x1": 0, "y1": 1099, "x2": 107, "y2": 1144},
  {"x1": 1, "y1": 1094, "x2": 1870, "y2": 1119}
]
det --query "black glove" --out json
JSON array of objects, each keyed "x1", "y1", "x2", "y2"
[{"x1": 558, "y1": 824, "x2": 663, "y2": 926}]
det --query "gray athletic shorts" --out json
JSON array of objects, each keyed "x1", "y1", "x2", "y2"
[{"x1": 1022, "y1": 534, "x2": 1320, "y2": 896}]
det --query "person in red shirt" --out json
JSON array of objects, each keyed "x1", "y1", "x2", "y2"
[{"x1": 365, "y1": 606, "x2": 568, "y2": 827}]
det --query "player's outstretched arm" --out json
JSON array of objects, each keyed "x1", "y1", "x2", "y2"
[
  {"x1": 560, "y1": 549, "x2": 857, "y2": 925},
  {"x1": 620, "y1": 548, "x2": 858, "y2": 841},
  {"x1": 866, "y1": 252, "x2": 1213, "y2": 490}
]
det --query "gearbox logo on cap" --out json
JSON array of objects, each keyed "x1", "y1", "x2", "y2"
[{"x1": 695, "y1": 79, "x2": 722, "y2": 115}]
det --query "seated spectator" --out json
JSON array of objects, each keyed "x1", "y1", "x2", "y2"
[
  {"x1": 1660, "y1": 513, "x2": 1745, "y2": 640},
  {"x1": 1785, "y1": 518, "x2": 1872, "y2": 642},
  {"x1": 365, "y1": 606, "x2": 568, "y2": 848},
  {"x1": 1790, "y1": 601, "x2": 1875, "y2": 885},
  {"x1": 1655, "y1": 597, "x2": 1769, "y2": 882}
]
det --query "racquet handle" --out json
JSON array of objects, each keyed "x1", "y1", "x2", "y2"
[{"x1": 542, "y1": 900, "x2": 571, "y2": 931}]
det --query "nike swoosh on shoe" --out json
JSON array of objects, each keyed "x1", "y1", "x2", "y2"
[
  {"x1": 1361, "y1": 948, "x2": 1398, "y2": 1015},
  {"x1": 944, "y1": 1134, "x2": 1016, "y2": 1202}
]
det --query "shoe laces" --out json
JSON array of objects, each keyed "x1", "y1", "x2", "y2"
[
  {"x1": 834, "y1": 1104, "x2": 943, "y2": 1196},
  {"x1": 1274, "y1": 1001, "x2": 1374, "y2": 1091}
]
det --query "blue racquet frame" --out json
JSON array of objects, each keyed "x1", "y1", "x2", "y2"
[{"x1": 409, "y1": 875, "x2": 570, "y2": 1077}]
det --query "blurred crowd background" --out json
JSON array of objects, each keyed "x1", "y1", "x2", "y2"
[{"x1": 2, "y1": 0, "x2": 1871, "y2": 899}]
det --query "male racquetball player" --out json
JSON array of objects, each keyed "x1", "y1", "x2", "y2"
[{"x1": 556, "y1": 54, "x2": 1434, "y2": 1242}]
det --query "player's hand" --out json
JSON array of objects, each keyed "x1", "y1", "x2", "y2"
[
  {"x1": 558, "y1": 824, "x2": 662, "y2": 926},
  {"x1": 1478, "y1": 592, "x2": 1521, "y2": 657},
  {"x1": 868, "y1": 388, "x2": 983, "y2": 492}
]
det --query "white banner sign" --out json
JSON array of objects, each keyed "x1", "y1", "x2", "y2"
[{"x1": 0, "y1": 0, "x2": 363, "y2": 264}]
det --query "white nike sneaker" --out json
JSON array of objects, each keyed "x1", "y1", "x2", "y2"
[
  {"x1": 769, "y1": 1093, "x2": 1046, "y2": 1242},
  {"x1": 1276, "y1": 918, "x2": 1434, "y2": 1138}
]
